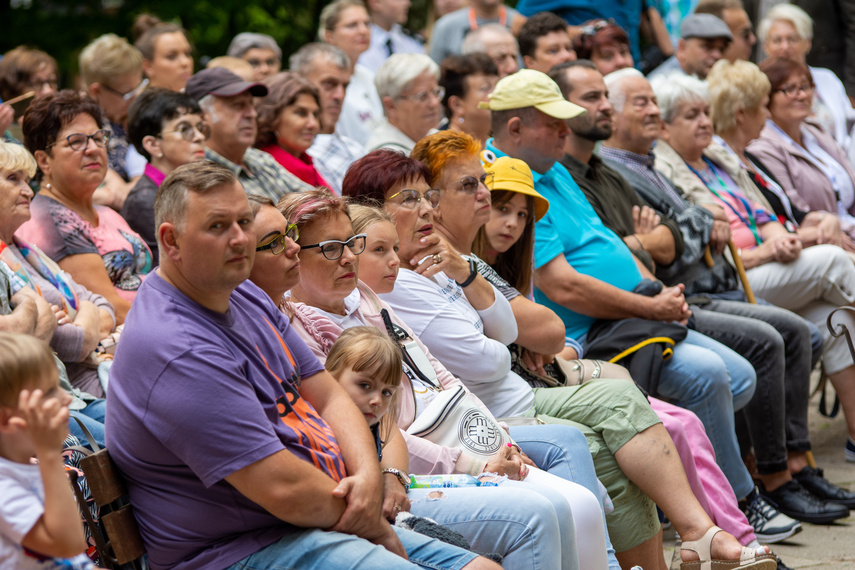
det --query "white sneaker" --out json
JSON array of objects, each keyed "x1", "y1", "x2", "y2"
[{"x1": 740, "y1": 489, "x2": 802, "y2": 544}]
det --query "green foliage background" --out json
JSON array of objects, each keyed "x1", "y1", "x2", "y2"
[{"x1": 0, "y1": 0, "x2": 432, "y2": 85}]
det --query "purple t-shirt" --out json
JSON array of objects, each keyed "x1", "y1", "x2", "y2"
[{"x1": 106, "y1": 273, "x2": 337, "y2": 570}]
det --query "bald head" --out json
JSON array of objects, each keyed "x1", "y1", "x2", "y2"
[{"x1": 462, "y1": 24, "x2": 520, "y2": 78}]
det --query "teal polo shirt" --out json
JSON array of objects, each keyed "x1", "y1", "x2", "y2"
[{"x1": 486, "y1": 140, "x2": 643, "y2": 340}]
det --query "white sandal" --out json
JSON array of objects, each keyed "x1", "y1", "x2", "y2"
[{"x1": 680, "y1": 526, "x2": 778, "y2": 570}]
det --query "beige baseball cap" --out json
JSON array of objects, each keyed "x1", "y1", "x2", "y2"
[{"x1": 478, "y1": 69, "x2": 585, "y2": 119}]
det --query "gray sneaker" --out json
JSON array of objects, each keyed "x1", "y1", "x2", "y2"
[{"x1": 740, "y1": 489, "x2": 803, "y2": 544}]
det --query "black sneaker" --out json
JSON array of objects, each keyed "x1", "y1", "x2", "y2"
[
  {"x1": 760, "y1": 480, "x2": 850, "y2": 524},
  {"x1": 793, "y1": 466, "x2": 855, "y2": 509},
  {"x1": 776, "y1": 555, "x2": 793, "y2": 570},
  {"x1": 739, "y1": 489, "x2": 802, "y2": 543}
]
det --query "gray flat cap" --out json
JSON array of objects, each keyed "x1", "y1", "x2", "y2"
[{"x1": 680, "y1": 13, "x2": 733, "y2": 41}]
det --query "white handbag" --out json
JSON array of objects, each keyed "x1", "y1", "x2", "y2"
[{"x1": 406, "y1": 385, "x2": 510, "y2": 458}]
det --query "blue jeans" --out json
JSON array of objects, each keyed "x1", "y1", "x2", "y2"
[
  {"x1": 226, "y1": 526, "x2": 478, "y2": 570},
  {"x1": 68, "y1": 399, "x2": 106, "y2": 449},
  {"x1": 657, "y1": 329, "x2": 756, "y2": 499}
]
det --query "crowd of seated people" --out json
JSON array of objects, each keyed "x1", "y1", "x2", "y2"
[{"x1": 2, "y1": 2, "x2": 855, "y2": 570}]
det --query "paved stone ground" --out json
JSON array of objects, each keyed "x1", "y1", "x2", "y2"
[{"x1": 663, "y1": 385, "x2": 855, "y2": 569}]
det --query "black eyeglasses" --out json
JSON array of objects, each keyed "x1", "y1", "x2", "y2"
[
  {"x1": 256, "y1": 224, "x2": 300, "y2": 254},
  {"x1": 102, "y1": 78, "x2": 149, "y2": 101},
  {"x1": 776, "y1": 83, "x2": 814, "y2": 98},
  {"x1": 161, "y1": 120, "x2": 212, "y2": 141},
  {"x1": 300, "y1": 233, "x2": 367, "y2": 260},
  {"x1": 387, "y1": 188, "x2": 441, "y2": 209},
  {"x1": 48, "y1": 129, "x2": 111, "y2": 151},
  {"x1": 454, "y1": 173, "x2": 488, "y2": 194}
]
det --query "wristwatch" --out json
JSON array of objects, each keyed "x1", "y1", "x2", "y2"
[
  {"x1": 382, "y1": 467, "x2": 411, "y2": 491},
  {"x1": 456, "y1": 258, "x2": 478, "y2": 288}
]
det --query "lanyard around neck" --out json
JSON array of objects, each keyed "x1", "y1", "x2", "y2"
[
  {"x1": 687, "y1": 156, "x2": 762, "y2": 246},
  {"x1": 469, "y1": 5, "x2": 507, "y2": 30}
]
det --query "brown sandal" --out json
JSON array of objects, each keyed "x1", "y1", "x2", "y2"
[{"x1": 680, "y1": 526, "x2": 777, "y2": 570}]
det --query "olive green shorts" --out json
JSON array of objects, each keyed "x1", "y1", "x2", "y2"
[{"x1": 533, "y1": 378, "x2": 662, "y2": 552}]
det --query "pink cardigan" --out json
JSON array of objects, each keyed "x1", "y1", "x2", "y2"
[
  {"x1": 747, "y1": 122, "x2": 855, "y2": 225},
  {"x1": 289, "y1": 281, "x2": 492, "y2": 475}
]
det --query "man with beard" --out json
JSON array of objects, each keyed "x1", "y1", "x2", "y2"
[{"x1": 556, "y1": 62, "x2": 852, "y2": 537}]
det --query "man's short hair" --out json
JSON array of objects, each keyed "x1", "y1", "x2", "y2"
[
  {"x1": 518, "y1": 12, "x2": 568, "y2": 59},
  {"x1": 490, "y1": 106, "x2": 541, "y2": 137},
  {"x1": 694, "y1": 0, "x2": 745, "y2": 20},
  {"x1": 462, "y1": 24, "x2": 515, "y2": 54},
  {"x1": 155, "y1": 162, "x2": 239, "y2": 236},
  {"x1": 548, "y1": 59, "x2": 598, "y2": 98},
  {"x1": 603, "y1": 67, "x2": 644, "y2": 112},
  {"x1": 289, "y1": 43, "x2": 350, "y2": 76},
  {"x1": 227, "y1": 32, "x2": 282, "y2": 60},
  {"x1": 79, "y1": 33, "x2": 144, "y2": 87}
]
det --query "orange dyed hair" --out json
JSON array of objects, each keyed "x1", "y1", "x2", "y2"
[{"x1": 411, "y1": 130, "x2": 481, "y2": 188}]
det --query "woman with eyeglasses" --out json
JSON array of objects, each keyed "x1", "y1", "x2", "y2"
[
  {"x1": 368, "y1": 54, "x2": 444, "y2": 154},
  {"x1": 16, "y1": 90, "x2": 152, "y2": 325},
  {"x1": 126, "y1": 88, "x2": 209, "y2": 265},
  {"x1": 346, "y1": 141, "x2": 777, "y2": 570},
  {"x1": 758, "y1": 4, "x2": 854, "y2": 152},
  {"x1": 745, "y1": 57, "x2": 855, "y2": 238},
  {"x1": 272, "y1": 184, "x2": 609, "y2": 570},
  {"x1": 439, "y1": 53, "x2": 499, "y2": 149},
  {"x1": 255, "y1": 72, "x2": 333, "y2": 191}
]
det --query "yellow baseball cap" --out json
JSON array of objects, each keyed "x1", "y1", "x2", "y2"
[
  {"x1": 481, "y1": 153, "x2": 550, "y2": 221},
  {"x1": 478, "y1": 69, "x2": 585, "y2": 119}
]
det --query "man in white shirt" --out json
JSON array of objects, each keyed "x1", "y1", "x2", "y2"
[{"x1": 359, "y1": 0, "x2": 426, "y2": 73}]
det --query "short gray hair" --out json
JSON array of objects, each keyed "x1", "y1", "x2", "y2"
[
  {"x1": 155, "y1": 162, "x2": 239, "y2": 239},
  {"x1": 604, "y1": 67, "x2": 644, "y2": 113},
  {"x1": 462, "y1": 24, "x2": 515, "y2": 54},
  {"x1": 757, "y1": 3, "x2": 813, "y2": 43},
  {"x1": 289, "y1": 43, "x2": 350, "y2": 75},
  {"x1": 650, "y1": 73, "x2": 709, "y2": 124},
  {"x1": 227, "y1": 32, "x2": 282, "y2": 60},
  {"x1": 375, "y1": 54, "x2": 440, "y2": 100}
]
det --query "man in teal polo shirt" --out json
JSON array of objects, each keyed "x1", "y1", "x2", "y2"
[{"x1": 481, "y1": 69, "x2": 759, "y2": 516}]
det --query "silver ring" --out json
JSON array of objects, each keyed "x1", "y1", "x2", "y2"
[
  {"x1": 394, "y1": 505, "x2": 402, "y2": 511},
  {"x1": 433, "y1": 254, "x2": 442, "y2": 264}
]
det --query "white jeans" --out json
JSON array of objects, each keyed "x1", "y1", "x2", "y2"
[{"x1": 746, "y1": 244, "x2": 855, "y2": 373}]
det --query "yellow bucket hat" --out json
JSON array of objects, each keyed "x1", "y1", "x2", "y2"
[{"x1": 481, "y1": 152, "x2": 550, "y2": 221}]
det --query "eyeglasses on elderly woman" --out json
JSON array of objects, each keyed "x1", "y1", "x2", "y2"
[
  {"x1": 160, "y1": 120, "x2": 212, "y2": 141},
  {"x1": 387, "y1": 188, "x2": 441, "y2": 208},
  {"x1": 300, "y1": 233, "x2": 367, "y2": 260},
  {"x1": 47, "y1": 129, "x2": 110, "y2": 151}
]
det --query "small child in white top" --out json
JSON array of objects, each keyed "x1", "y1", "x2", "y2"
[{"x1": 0, "y1": 331, "x2": 95, "y2": 569}]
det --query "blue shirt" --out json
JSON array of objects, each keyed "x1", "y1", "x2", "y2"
[{"x1": 486, "y1": 139, "x2": 642, "y2": 340}]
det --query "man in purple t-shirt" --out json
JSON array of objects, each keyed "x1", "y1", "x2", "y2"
[{"x1": 105, "y1": 162, "x2": 490, "y2": 570}]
